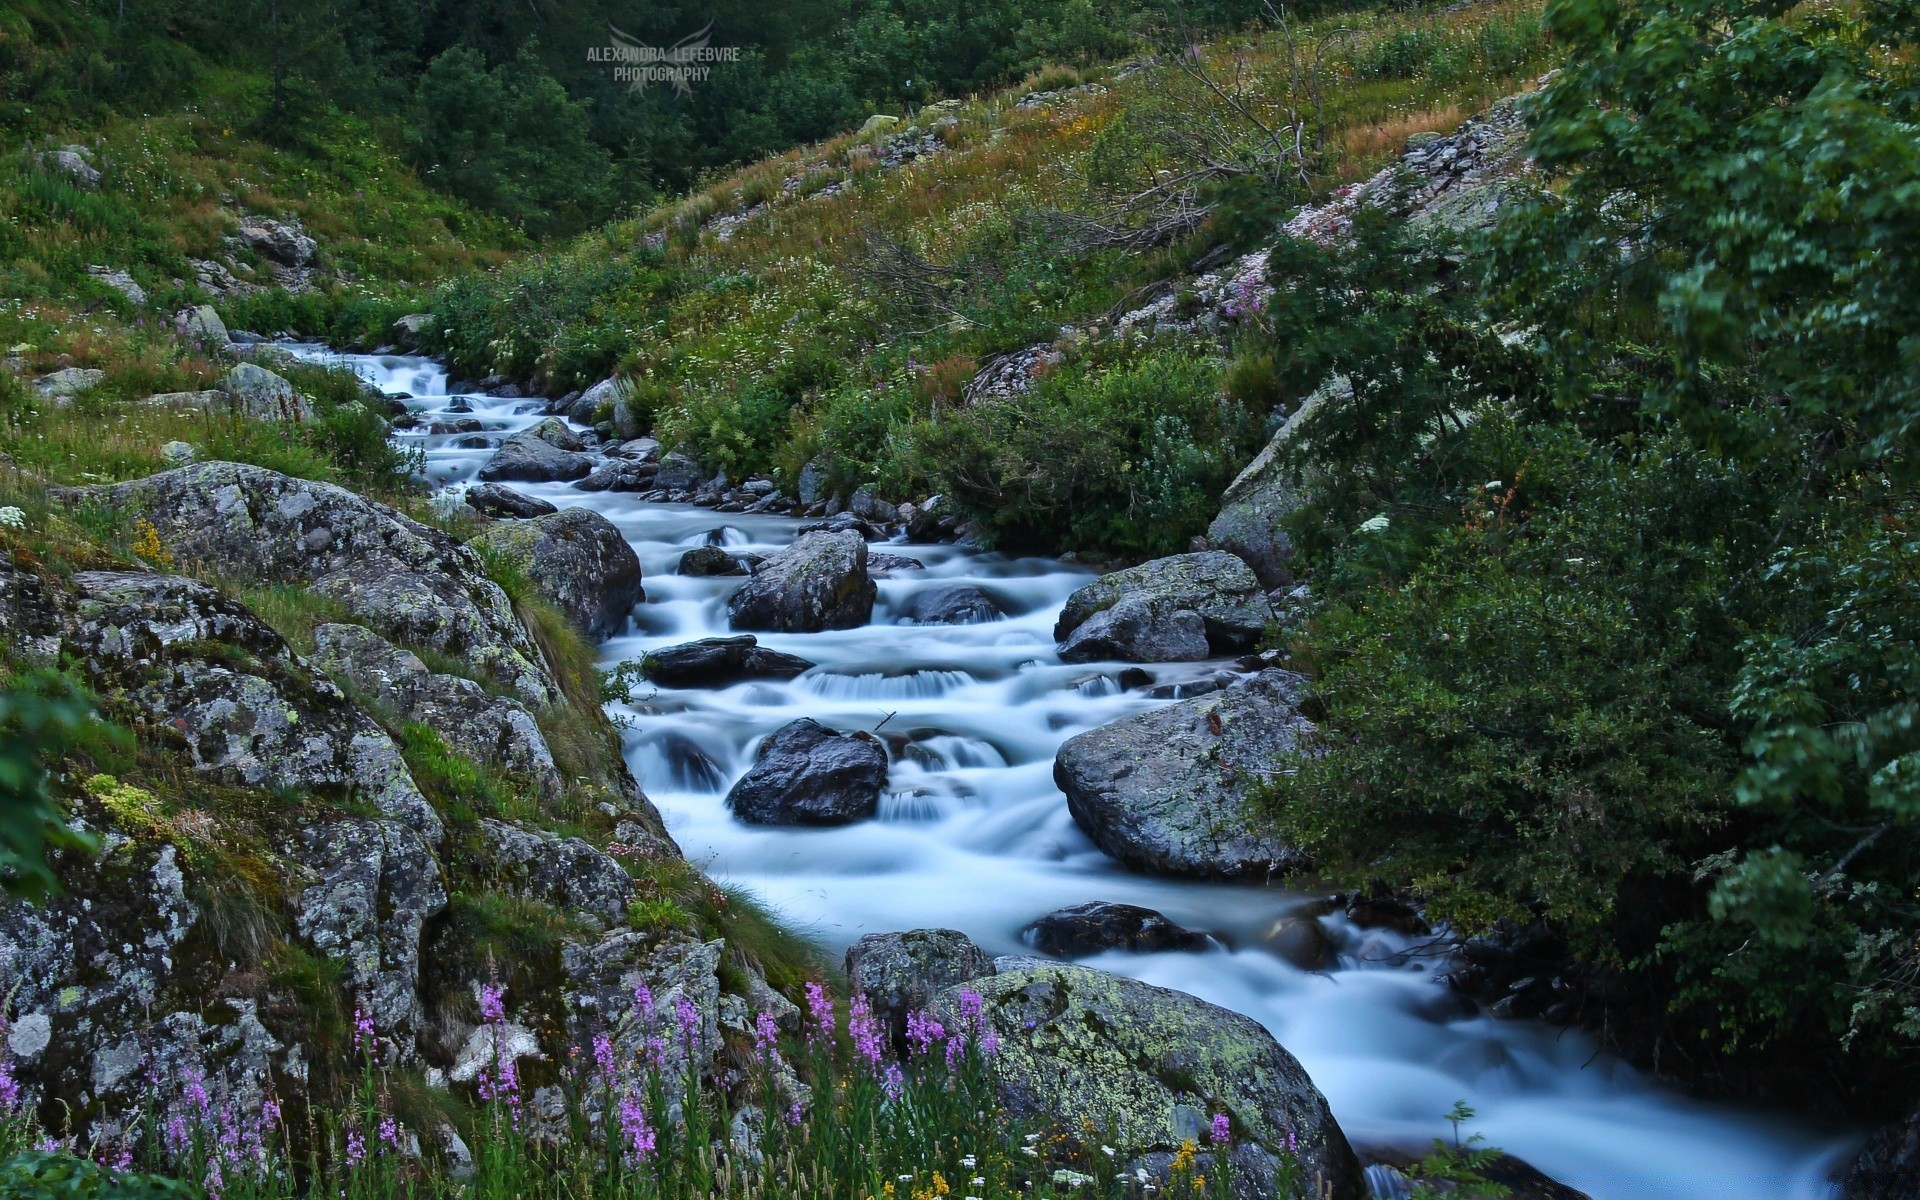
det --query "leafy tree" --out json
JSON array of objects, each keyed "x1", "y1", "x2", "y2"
[{"x1": 0, "y1": 671, "x2": 101, "y2": 903}]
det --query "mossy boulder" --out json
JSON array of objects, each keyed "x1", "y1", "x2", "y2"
[
  {"x1": 471, "y1": 506, "x2": 644, "y2": 641},
  {"x1": 725, "y1": 529, "x2": 875, "y2": 633},
  {"x1": 1055, "y1": 552, "x2": 1271, "y2": 663}
]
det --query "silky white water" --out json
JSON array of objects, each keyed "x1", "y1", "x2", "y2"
[{"x1": 295, "y1": 346, "x2": 1861, "y2": 1199}]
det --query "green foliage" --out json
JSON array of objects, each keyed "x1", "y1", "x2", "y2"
[
  {"x1": 0, "y1": 670, "x2": 109, "y2": 903},
  {"x1": 0, "y1": 1152, "x2": 200, "y2": 1200}
]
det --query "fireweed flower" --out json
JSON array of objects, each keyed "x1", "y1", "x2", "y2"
[
  {"x1": 804, "y1": 981, "x2": 834, "y2": 1042},
  {"x1": 593, "y1": 1032, "x2": 617, "y2": 1080},
  {"x1": 881, "y1": 1062, "x2": 906, "y2": 1102},
  {"x1": 1210, "y1": 1112, "x2": 1231, "y2": 1145},
  {"x1": 785, "y1": 1100, "x2": 804, "y2": 1127},
  {"x1": 632, "y1": 983, "x2": 655, "y2": 1022},
  {"x1": 675, "y1": 996, "x2": 700, "y2": 1051},
  {"x1": 351, "y1": 1005, "x2": 376, "y2": 1055},
  {"x1": 905, "y1": 1010, "x2": 945, "y2": 1057},
  {"x1": 848, "y1": 994, "x2": 884, "y2": 1069},
  {"x1": 479, "y1": 983, "x2": 507, "y2": 1024},
  {"x1": 753, "y1": 1010, "x2": 780, "y2": 1059},
  {"x1": 345, "y1": 1127, "x2": 367, "y2": 1168},
  {"x1": 945, "y1": 1033, "x2": 968, "y2": 1070},
  {"x1": 618, "y1": 1092, "x2": 656, "y2": 1164},
  {"x1": 379, "y1": 1115, "x2": 400, "y2": 1150}
]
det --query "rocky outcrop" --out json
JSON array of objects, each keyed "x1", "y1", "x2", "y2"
[
  {"x1": 465, "y1": 483, "x2": 558, "y2": 520},
  {"x1": 43, "y1": 144, "x2": 101, "y2": 187},
  {"x1": 726, "y1": 530, "x2": 875, "y2": 633},
  {"x1": 311, "y1": 623, "x2": 563, "y2": 801},
  {"x1": 65, "y1": 571, "x2": 443, "y2": 842},
  {"x1": 1021, "y1": 902, "x2": 1209, "y2": 957},
  {"x1": 898, "y1": 583, "x2": 1003, "y2": 625},
  {"x1": 471, "y1": 507, "x2": 644, "y2": 640},
  {"x1": 1053, "y1": 669, "x2": 1309, "y2": 879},
  {"x1": 725, "y1": 718, "x2": 887, "y2": 826},
  {"x1": 478, "y1": 419, "x2": 595, "y2": 484},
  {"x1": 478, "y1": 819, "x2": 635, "y2": 929},
  {"x1": 32, "y1": 368, "x2": 104, "y2": 402},
  {"x1": 1205, "y1": 379, "x2": 1348, "y2": 590},
  {"x1": 177, "y1": 305, "x2": 230, "y2": 346},
  {"x1": 223, "y1": 362, "x2": 313, "y2": 422},
  {"x1": 1843, "y1": 1108, "x2": 1920, "y2": 1200},
  {"x1": 845, "y1": 928, "x2": 995, "y2": 1043},
  {"x1": 1055, "y1": 552, "x2": 1272, "y2": 663},
  {"x1": 101, "y1": 462, "x2": 557, "y2": 703},
  {"x1": 237, "y1": 217, "x2": 317, "y2": 267},
  {"x1": 932, "y1": 962, "x2": 1363, "y2": 1200},
  {"x1": 639, "y1": 635, "x2": 815, "y2": 689}
]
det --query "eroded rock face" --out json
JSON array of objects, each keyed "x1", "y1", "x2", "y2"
[
  {"x1": 311, "y1": 623, "x2": 563, "y2": 802},
  {"x1": 640, "y1": 635, "x2": 815, "y2": 689},
  {"x1": 1055, "y1": 552, "x2": 1272, "y2": 663},
  {"x1": 293, "y1": 819, "x2": 447, "y2": 1057},
  {"x1": 479, "y1": 419, "x2": 595, "y2": 483},
  {"x1": 471, "y1": 507, "x2": 644, "y2": 640},
  {"x1": 933, "y1": 962, "x2": 1363, "y2": 1200},
  {"x1": 725, "y1": 718, "x2": 887, "y2": 826},
  {"x1": 66, "y1": 571, "x2": 443, "y2": 842},
  {"x1": 845, "y1": 928, "x2": 995, "y2": 1044},
  {"x1": 726, "y1": 530, "x2": 874, "y2": 633},
  {"x1": 1053, "y1": 669, "x2": 1308, "y2": 879},
  {"x1": 1020, "y1": 902, "x2": 1209, "y2": 958},
  {"x1": 100, "y1": 462, "x2": 557, "y2": 704},
  {"x1": 478, "y1": 819, "x2": 634, "y2": 929}
]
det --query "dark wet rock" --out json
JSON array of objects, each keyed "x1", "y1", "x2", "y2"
[
  {"x1": 867, "y1": 551, "x2": 924, "y2": 573},
  {"x1": 311, "y1": 623, "x2": 563, "y2": 802},
  {"x1": 901, "y1": 494, "x2": 955, "y2": 542},
  {"x1": 391, "y1": 313, "x2": 430, "y2": 347},
  {"x1": 1021, "y1": 902, "x2": 1209, "y2": 958},
  {"x1": 654, "y1": 449, "x2": 706, "y2": 493},
  {"x1": 64, "y1": 571, "x2": 442, "y2": 842},
  {"x1": 478, "y1": 819, "x2": 634, "y2": 929},
  {"x1": 471, "y1": 507, "x2": 644, "y2": 640},
  {"x1": 465, "y1": 483, "x2": 559, "y2": 520},
  {"x1": 1057, "y1": 551, "x2": 1273, "y2": 663},
  {"x1": 846, "y1": 928, "x2": 995, "y2": 1043},
  {"x1": 1265, "y1": 914, "x2": 1338, "y2": 971},
  {"x1": 932, "y1": 962, "x2": 1364, "y2": 1200},
  {"x1": 576, "y1": 458, "x2": 658, "y2": 492},
  {"x1": 1843, "y1": 1107, "x2": 1920, "y2": 1200},
  {"x1": 725, "y1": 718, "x2": 887, "y2": 826},
  {"x1": 1359, "y1": 1145, "x2": 1592, "y2": 1200},
  {"x1": 849, "y1": 486, "x2": 898, "y2": 525},
  {"x1": 799, "y1": 511, "x2": 887, "y2": 541},
  {"x1": 679, "y1": 545, "x2": 749, "y2": 577},
  {"x1": 640, "y1": 635, "x2": 815, "y2": 689},
  {"x1": 479, "y1": 418, "x2": 595, "y2": 483},
  {"x1": 1345, "y1": 895, "x2": 1431, "y2": 937},
  {"x1": 100, "y1": 462, "x2": 556, "y2": 703},
  {"x1": 899, "y1": 584, "x2": 1002, "y2": 625},
  {"x1": 610, "y1": 437, "x2": 661, "y2": 462},
  {"x1": 1053, "y1": 669, "x2": 1309, "y2": 879},
  {"x1": 726, "y1": 530, "x2": 875, "y2": 633}
]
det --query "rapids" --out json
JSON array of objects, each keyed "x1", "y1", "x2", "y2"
[{"x1": 291, "y1": 344, "x2": 1862, "y2": 1200}]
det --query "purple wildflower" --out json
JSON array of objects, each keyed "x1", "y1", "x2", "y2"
[
  {"x1": 945, "y1": 1033, "x2": 967, "y2": 1070},
  {"x1": 785, "y1": 1100, "x2": 804, "y2": 1127},
  {"x1": 379, "y1": 1115, "x2": 400, "y2": 1150},
  {"x1": 753, "y1": 1010, "x2": 780, "y2": 1059},
  {"x1": 593, "y1": 1032, "x2": 617, "y2": 1081},
  {"x1": 479, "y1": 983, "x2": 507, "y2": 1024},
  {"x1": 905, "y1": 1010, "x2": 945, "y2": 1057},
  {"x1": 203, "y1": 1155, "x2": 224, "y2": 1200},
  {"x1": 0, "y1": 1060, "x2": 19, "y2": 1113},
  {"x1": 632, "y1": 982, "x2": 655, "y2": 1022},
  {"x1": 804, "y1": 981, "x2": 834, "y2": 1043},
  {"x1": 848, "y1": 994, "x2": 884, "y2": 1069},
  {"x1": 981, "y1": 1029, "x2": 1001, "y2": 1058},
  {"x1": 164, "y1": 1111, "x2": 191, "y2": 1158},
  {"x1": 618, "y1": 1092, "x2": 656, "y2": 1164},
  {"x1": 1210, "y1": 1112, "x2": 1231, "y2": 1145},
  {"x1": 675, "y1": 996, "x2": 700, "y2": 1051},
  {"x1": 881, "y1": 1062, "x2": 906, "y2": 1102},
  {"x1": 953, "y1": 987, "x2": 984, "y2": 1028},
  {"x1": 345, "y1": 1127, "x2": 367, "y2": 1168},
  {"x1": 351, "y1": 1004, "x2": 376, "y2": 1055},
  {"x1": 1286, "y1": 1127, "x2": 1298, "y2": 1154}
]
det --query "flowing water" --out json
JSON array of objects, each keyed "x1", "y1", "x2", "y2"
[{"x1": 295, "y1": 345, "x2": 1861, "y2": 1200}]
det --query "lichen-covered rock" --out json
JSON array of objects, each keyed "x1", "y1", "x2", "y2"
[
  {"x1": 1020, "y1": 902, "x2": 1209, "y2": 958},
  {"x1": 726, "y1": 530, "x2": 874, "y2": 633},
  {"x1": 479, "y1": 419, "x2": 595, "y2": 483},
  {"x1": 292, "y1": 818, "x2": 447, "y2": 1057},
  {"x1": 932, "y1": 962, "x2": 1363, "y2": 1200},
  {"x1": 1055, "y1": 552, "x2": 1272, "y2": 663},
  {"x1": 898, "y1": 584, "x2": 1003, "y2": 626},
  {"x1": 465, "y1": 483, "x2": 558, "y2": 520},
  {"x1": 846, "y1": 929, "x2": 994, "y2": 1043},
  {"x1": 32, "y1": 367, "x2": 105, "y2": 402},
  {"x1": 311, "y1": 623, "x2": 563, "y2": 801},
  {"x1": 65, "y1": 571, "x2": 443, "y2": 842},
  {"x1": 223, "y1": 362, "x2": 314, "y2": 422},
  {"x1": 478, "y1": 819, "x2": 634, "y2": 928},
  {"x1": 640, "y1": 635, "x2": 814, "y2": 689},
  {"x1": 725, "y1": 718, "x2": 887, "y2": 826},
  {"x1": 99, "y1": 462, "x2": 557, "y2": 703},
  {"x1": 177, "y1": 304, "x2": 230, "y2": 346},
  {"x1": 561, "y1": 933, "x2": 729, "y2": 1114},
  {"x1": 471, "y1": 507, "x2": 644, "y2": 640},
  {"x1": 237, "y1": 217, "x2": 317, "y2": 266},
  {"x1": 1053, "y1": 669, "x2": 1308, "y2": 879}
]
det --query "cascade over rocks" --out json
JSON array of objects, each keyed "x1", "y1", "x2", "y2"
[
  {"x1": 725, "y1": 718, "x2": 887, "y2": 825},
  {"x1": 1054, "y1": 669, "x2": 1309, "y2": 879},
  {"x1": 471, "y1": 507, "x2": 644, "y2": 640},
  {"x1": 1055, "y1": 551, "x2": 1272, "y2": 663},
  {"x1": 640, "y1": 635, "x2": 815, "y2": 688},
  {"x1": 99, "y1": 462, "x2": 557, "y2": 703},
  {"x1": 1021, "y1": 902, "x2": 1210, "y2": 957},
  {"x1": 726, "y1": 530, "x2": 875, "y2": 633},
  {"x1": 931, "y1": 961, "x2": 1364, "y2": 1200}
]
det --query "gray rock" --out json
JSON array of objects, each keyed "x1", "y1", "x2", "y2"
[
  {"x1": 610, "y1": 437, "x2": 662, "y2": 463},
  {"x1": 1053, "y1": 670, "x2": 1309, "y2": 879},
  {"x1": 32, "y1": 368, "x2": 105, "y2": 402},
  {"x1": 465, "y1": 482, "x2": 559, "y2": 520},
  {"x1": 640, "y1": 635, "x2": 815, "y2": 689},
  {"x1": 1265, "y1": 914, "x2": 1337, "y2": 971},
  {"x1": 931, "y1": 962, "x2": 1364, "y2": 1200},
  {"x1": 849, "y1": 486, "x2": 898, "y2": 524},
  {"x1": 311, "y1": 623, "x2": 564, "y2": 802},
  {"x1": 471, "y1": 507, "x2": 644, "y2": 640},
  {"x1": 1204, "y1": 384, "x2": 1346, "y2": 589},
  {"x1": 846, "y1": 928, "x2": 995, "y2": 1042},
  {"x1": 678, "y1": 545, "x2": 749, "y2": 577},
  {"x1": 898, "y1": 584, "x2": 1003, "y2": 626},
  {"x1": 145, "y1": 389, "x2": 228, "y2": 410},
  {"x1": 65, "y1": 571, "x2": 443, "y2": 843},
  {"x1": 391, "y1": 313, "x2": 431, "y2": 347},
  {"x1": 237, "y1": 217, "x2": 317, "y2": 267},
  {"x1": 572, "y1": 378, "x2": 624, "y2": 424},
  {"x1": 176, "y1": 305, "x2": 230, "y2": 347},
  {"x1": 293, "y1": 818, "x2": 447, "y2": 1054},
  {"x1": 86, "y1": 266, "x2": 146, "y2": 305},
  {"x1": 101, "y1": 462, "x2": 557, "y2": 703},
  {"x1": 44, "y1": 144, "x2": 100, "y2": 187},
  {"x1": 159, "y1": 440, "x2": 197, "y2": 465},
  {"x1": 1056, "y1": 551, "x2": 1272, "y2": 663},
  {"x1": 478, "y1": 819, "x2": 634, "y2": 928},
  {"x1": 654, "y1": 449, "x2": 706, "y2": 493},
  {"x1": 223, "y1": 362, "x2": 314, "y2": 422},
  {"x1": 479, "y1": 419, "x2": 596, "y2": 483},
  {"x1": 725, "y1": 718, "x2": 887, "y2": 826},
  {"x1": 1021, "y1": 902, "x2": 1209, "y2": 957},
  {"x1": 561, "y1": 933, "x2": 732, "y2": 1112},
  {"x1": 726, "y1": 530, "x2": 874, "y2": 633},
  {"x1": 795, "y1": 458, "x2": 832, "y2": 506},
  {"x1": 576, "y1": 458, "x2": 657, "y2": 492},
  {"x1": 902, "y1": 494, "x2": 952, "y2": 542}
]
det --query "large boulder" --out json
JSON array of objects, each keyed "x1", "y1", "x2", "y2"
[
  {"x1": 1843, "y1": 1107, "x2": 1920, "y2": 1199},
  {"x1": 471, "y1": 507, "x2": 643, "y2": 640},
  {"x1": 678, "y1": 545, "x2": 749, "y2": 577},
  {"x1": 465, "y1": 483, "x2": 558, "y2": 520},
  {"x1": 1055, "y1": 551, "x2": 1272, "y2": 663},
  {"x1": 44, "y1": 144, "x2": 100, "y2": 187},
  {"x1": 846, "y1": 928, "x2": 995, "y2": 1044},
  {"x1": 311, "y1": 623, "x2": 564, "y2": 802},
  {"x1": 899, "y1": 583, "x2": 1003, "y2": 625},
  {"x1": 32, "y1": 368, "x2": 105, "y2": 403},
  {"x1": 479, "y1": 419, "x2": 596, "y2": 483},
  {"x1": 725, "y1": 718, "x2": 887, "y2": 826},
  {"x1": 1021, "y1": 902, "x2": 1209, "y2": 958},
  {"x1": 653, "y1": 449, "x2": 706, "y2": 493},
  {"x1": 478, "y1": 819, "x2": 634, "y2": 929},
  {"x1": 237, "y1": 217, "x2": 317, "y2": 267},
  {"x1": 639, "y1": 635, "x2": 815, "y2": 689},
  {"x1": 100, "y1": 462, "x2": 557, "y2": 703},
  {"x1": 177, "y1": 304, "x2": 230, "y2": 347},
  {"x1": 1053, "y1": 669, "x2": 1308, "y2": 879},
  {"x1": 223, "y1": 363, "x2": 314, "y2": 422},
  {"x1": 726, "y1": 530, "x2": 875, "y2": 633},
  {"x1": 932, "y1": 962, "x2": 1363, "y2": 1200},
  {"x1": 64, "y1": 571, "x2": 443, "y2": 843}
]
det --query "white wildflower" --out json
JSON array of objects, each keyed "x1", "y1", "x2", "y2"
[
  {"x1": 0, "y1": 506, "x2": 23, "y2": 530},
  {"x1": 1357, "y1": 514, "x2": 1390, "y2": 534},
  {"x1": 1051, "y1": 1169, "x2": 1094, "y2": 1189},
  {"x1": 1485, "y1": 480, "x2": 1504, "y2": 491},
  {"x1": 1101, "y1": 1145, "x2": 1117, "y2": 1157},
  {"x1": 960, "y1": 1156, "x2": 977, "y2": 1169}
]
